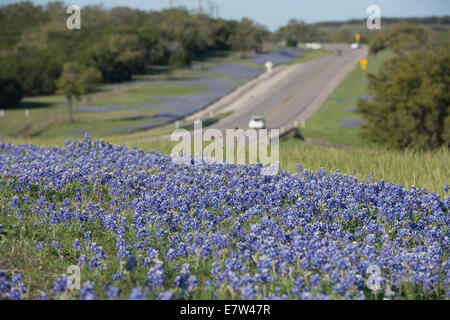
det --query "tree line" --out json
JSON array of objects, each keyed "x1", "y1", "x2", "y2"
[
  {"x1": 0, "y1": 1, "x2": 269, "y2": 106},
  {"x1": 2, "y1": 2, "x2": 447, "y2": 106}
]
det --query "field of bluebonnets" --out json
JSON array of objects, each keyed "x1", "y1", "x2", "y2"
[{"x1": 0, "y1": 135, "x2": 449, "y2": 300}]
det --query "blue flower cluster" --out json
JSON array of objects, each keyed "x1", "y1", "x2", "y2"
[
  {"x1": 210, "y1": 63, "x2": 263, "y2": 79},
  {"x1": 0, "y1": 273, "x2": 27, "y2": 300},
  {"x1": 340, "y1": 119, "x2": 365, "y2": 127},
  {"x1": 0, "y1": 135, "x2": 448, "y2": 300}
]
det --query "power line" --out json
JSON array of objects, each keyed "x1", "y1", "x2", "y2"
[
  {"x1": 208, "y1": 0, "x2": 214, "y2": 17},
  {"x1": 203, "y1": 0, "x2": 219, "y2": 18}
]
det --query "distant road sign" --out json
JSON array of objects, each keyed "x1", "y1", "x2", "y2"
[{"x1": 360, "y1": 58, "x2": 368, "y2": 70}]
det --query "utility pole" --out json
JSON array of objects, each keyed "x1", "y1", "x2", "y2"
[
  {"x1": 208, "y1": 0, "x2": 214, "y2": 17},
  {"x1": 169, "y1": 0, "x2": 173, "y2": 8},
  {"x1": 216, "y1": 4, "x2": 219, "y2": 18},
  {"x1": 198, "y1": 0, "x2": 203, "y2": 13}
]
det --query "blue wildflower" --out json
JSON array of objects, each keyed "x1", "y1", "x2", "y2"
[{"x1": 129, "y1": 288, "x2": 147, "y2": 300}]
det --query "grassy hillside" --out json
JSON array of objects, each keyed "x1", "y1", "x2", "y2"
[
  {"x1": 299, "y1": 50, "x2": 394, "y2": 148},
  {"x1": 0, "y1": 84, "x2": 202, "y2": 138},
  {"x1": 0, "y1": 134, "x2": 448, "y2": 300}
]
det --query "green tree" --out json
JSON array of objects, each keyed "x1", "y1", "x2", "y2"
[
  {"x1": 168, "y1": 51, "x2": 191, "y2": 70},
  {"x1": 229, "y1": 18, "x2": 268, "y2": 53},
  {"x1": 357, "y1": 47, "x2": 449, "y2": 149},
  {"x1": 138, "y1": 25, "x2": 167, "y2": 64},
  {"x1": 212, "y1": 19, "x2": 237, "y2": 50},
  {"x1": 90, "y1": 33, "x2": 146, "y2": 82},
  {"x1": 369, "y1": 22, "x2": 430, "y2": 55},
  {"x1": 55, "y1": 62, "x2": 102, "y2": 122},
  {"x1": 0, "y1": 78, "x2": 23, "y2": 108},
  {"x1": 278, "y1": 19, "x2": 320, "y2": 47},
  {"x1": 0, "y1": 48, "x2": 62, "y2": 96}
]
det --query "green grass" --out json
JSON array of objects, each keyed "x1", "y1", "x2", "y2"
[
  {"x1": 180, "y1": 111, "x2": 234, "y2": 130},
  {"x1": 0, "y1": 95, "x2": 65, "y2": 136},
  {"x1": 289, "y1": 48, "x2": 331, "y2": 65},
  {"x1": 0, "y1": 83, "x2": 204, "y2": 139},
  {"x1": 133, "y1": 50, "x2": 263, "y2": 82},
  {"x1": 279, "y1": 137, "x2": 449, "y2": 198},
  {"x1": 0, "y1": 108, "x2": 169, "y2": 139},
  {"x1": 300, "y1": 50, "x2": 394, "y2": 148},
  {"x1": 84, "y1": 84, "x2": 205, "y2": 107}
]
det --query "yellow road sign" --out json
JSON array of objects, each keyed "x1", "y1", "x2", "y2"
[
  {"x1": 355, "y1": 33, "x2": 361, "y2": 42},
  {"x1": 360, "y1": 58, "x2": 368, "y2": 70}
]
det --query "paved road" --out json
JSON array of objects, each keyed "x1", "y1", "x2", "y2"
[{"x1": 210, "y1": 45, "x2": 368, "y2": 133}]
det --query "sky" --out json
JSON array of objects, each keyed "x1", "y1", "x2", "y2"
[{"x1": 2, "y1": 0, "x2": 450, "y2": 30}]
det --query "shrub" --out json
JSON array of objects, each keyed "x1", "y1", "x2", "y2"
[
  {"x1": 358, "y1": 47, "x2": 449, "y2": 149},
  {"x1": 0, "y1": 78, "x2": 23, "y2": 108},
  {"x1": 168, "y1": 51, "x2": 191, "y2": 70}
]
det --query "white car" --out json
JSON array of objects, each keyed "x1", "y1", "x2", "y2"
[
  {"x1": 248, "y1": 116, "x2": 266, "y2": 129},
  {"x1": 350, "y1": 43, "x2": 361, "y2": 50},
  {"x1": 306, "y1": 42, "x2": 323, "y2": 50}
]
